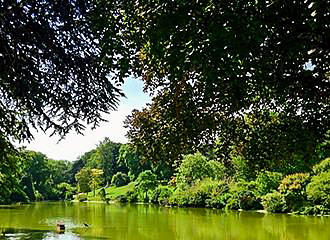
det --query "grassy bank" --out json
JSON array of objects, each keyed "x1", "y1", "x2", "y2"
[{"x1": 76, "y1": 182, "x2": 135, "y2": 202}]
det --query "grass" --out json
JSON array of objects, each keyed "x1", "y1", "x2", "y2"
[{"x1": 85, "y1": 182, "x2": 136, "y2": 201}]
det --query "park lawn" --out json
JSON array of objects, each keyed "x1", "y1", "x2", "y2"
[{"x1": 86, "y1": 182, "x2": 136, "y2": 201}]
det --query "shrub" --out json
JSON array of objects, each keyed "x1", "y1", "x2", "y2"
[
  {"x1": 137, "y1": 170, "x2": 158, "y2": 200},
  {"x1": 232, "y1": 156, "x2": 251, "y2": 180},
  {"x1": 150, "y1": 186, "x2": 173, "y2": 205},
  {"x1": 111, "y1": 172, "x2": 130, "y2": 187},
  {"x1": 207, "y1": 160, "x2": 226, "y2": 180},
  {"x1": 261, "y1": 191, "x2": 287, "y2": 213},
  {"x1": 206, "y1": 193, "x2": 231, "y2": 209},
  {"x1": 255, "y1": 171, "x2": 283, "y2": 196},
  {"x1": 300, "y1": 205, "x2": 330, "y2": 215},
  {"x1": 226, "y1": 190, "x2": 261, "y2": 210},
  {"x1": 225, "y1": 194, "x2": 240, "y2": 210},
  {"x1": 306, "y1": 171, "x2": 330, "y2": 207},
  {"x1": 313, "y1": 158, "x2": 330, "y2": 175},
  {"x1": 169, "y1": 188, "x2": 190, "y2": 207},
  {"x1": 125, "y1": 188, "x2": 138, "y2": 203},
  {"x1": 98, "y1": 188, "x2": 107, "y2": 201},
  {"x1": 226, "y1": 181, "x2": 262, "y2": 210},
  {"x1": 188, "y1": 179, "x2": 229, "y2": 208},
  {"x1": 116, "y1": 194, "x2": 128, "y2": 203},
  {"x1": 279, "y1": 173, "x2": 310, "y2": 211},
  {"x1": 35, "y1": 190, "x2": 44, "y2": 201}
]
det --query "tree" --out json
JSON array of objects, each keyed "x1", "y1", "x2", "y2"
[
  {"x1": 48, "y1": 159, "x2": 72, "y2": 185},
  {"x1": 0, "y1": 137, "x2": 26, "y2": 204},
  {"x1": 89, "y1": 169, "x2": 103, "y2": 197},
  {"x1": 70, "y1": 150, "x2": 96, "y2": 184},
  {"x1": 103, "y1": 1, "x2": 329, "y2": 169},
  {"x1": 75, "y1": 168, "x2": 91, "y2": 193},
  {"x1": 124, "y1": 91, "x2": 215, "y2": 171},
  {"x1": 111, "y1": 172, "x2": 130, "y2": 187},
  {"x1": 92, "y1": 138, "x2": 122, "y2": 184},
  {"x1": 0, "y1": 0, "x2": 126, "y2": 142},
  {"x1": 20, "y1": 151, "x2": 52, "y2": 199},
  {"x1": 99, "y1": 0, "x2": 329, "y2": 123},
  {"x1": 118, "y1": 144, "x2": 150, "y2": 180},
  {"x1": 177, "y1": 152, "x2": 225, "y2": 185},
  {"x1": 212, "y1": 111, "x2": 322, "y2": 178},
  {"x1": 136, "y1": 170, "x2": 158, "y2": 200},
  {"x1": 57, "y1": 182, "x2": 75, "y2": 200}
]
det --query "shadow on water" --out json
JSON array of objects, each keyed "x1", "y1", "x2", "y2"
[
  {"x1": 0, "y1": 206, "x2": 21, "y2": 210},
  {"x1": 0, "y1": 227, "x2": 110, "y2": 240},
  {"x1": 0, "y1": 228, "x2": 49, "y2": 239}
]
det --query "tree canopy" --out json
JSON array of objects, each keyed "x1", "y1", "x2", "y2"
[
  {"x1": 100, "y1": 0, "x2": 329, "y2": 108},
  {"x1": 0, "y1": 0, "x2": 126, "y2": 142},
  {"x1": 113, "y1": 0, "x2": 330, "y2": 166}
]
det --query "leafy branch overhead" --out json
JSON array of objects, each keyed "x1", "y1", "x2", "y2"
[
  {"x1": 98, "y1": 0, "x2": 329, "y2": 117},
  {"x1": 0, "y1": 0, "x2": 127, "y2": 141}
]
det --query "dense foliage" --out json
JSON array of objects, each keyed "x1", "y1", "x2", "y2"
[
  {"x1": 0, "y1": 148, "x2": 73, "y2": 204},
  {"x1": 111, "y1": 172, "x2": 130, "y2": 187},
  {"x1": 0, "y1": 0, "x2": 126, "y2": 142},
  {"x1": 177, "y1": 152, "x2": 225, "y2": 185},
  {"x1": 115, "y1": 0, "x2": 329, "y2": 171}
]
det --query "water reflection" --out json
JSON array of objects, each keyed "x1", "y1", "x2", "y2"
[
  {"x1": 0, "y1": 202, "x2": 329, "y2": 240},
  {"x1": 0, "y1": 227, "x2": 108, "y2": 240}
]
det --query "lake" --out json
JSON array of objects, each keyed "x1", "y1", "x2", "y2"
[{"x1": 0, "y1": 202, "x2": 329, "y2": 239}]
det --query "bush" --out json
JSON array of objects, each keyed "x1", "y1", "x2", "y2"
[
  {"x1": 226, "y1": 190, "x2": 261, "y2": 210},
  {"x1": 169, "y1": 187, "x2": 191, "y2": 207},
  {"x1": 189, "y1": 179, "x2": 229, "y2": 208},
  {"x1": 255, "y1": 171, "x2": 283, "y2": 196},
  {"x1": 98, "y1": 188, "x2": 107, "y2": 201},
  {"x1": 111, "y1": 172, "x2": 130, "y2": 187},
  {"x1": 188, "y1": 188, "x2": 209, "y2": 207},
  {"x1": 206, "y1": 193, "x2": 231, "y2": 209},
  {"x1": 261, "y1": 191, "x2": 287, "y2": 213},
  {"x1": 232, "y1": 156, "x2": 251, "y2": 180},
  {"x1": 300, "y1": 205, "x2": 330, "y2": 215},
  {"x1": 137, "y1": 170, "x2": 158, "y2": 200},
  {"x1": 150, "y1": 186, "x2": 173, "y2": 205},
  {"x1": 116, "y1": 194, "x2": 128, "y2": 203},
  {"x1": 35, "y1": 190, "x2": 44, "y2": 201},
  {"x1": 226, "y1": 181, "x2": 262, "y2": 210},
  {"x1": 207, "y1": 160, "x2": 226, "y2": 180},
  {"x1": 306, "y1": 171, "x2": 330, "y2": 207},
  {"x1": 168, "y1": 180, "x2": 218, "y2": 207},
  {"x1": 125, "y1": 189, "x2": 138, "y2": 203},
  {"x1": 313, "y1": 158, "x2": 330, "y2": 175},
  {"x1": 279, "y1": 173, "x2": 310, "y2": 211}
]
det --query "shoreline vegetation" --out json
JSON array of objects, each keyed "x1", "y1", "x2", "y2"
[
  {"x1": 1, "y1": 134, "x2": 330, "y2": 217},
  {"x1": 1, "y1": 133, "x2": 330, "y2": 217},
  {"x1": 71, "y1": 155, "x2": 330, "y2": 217}
]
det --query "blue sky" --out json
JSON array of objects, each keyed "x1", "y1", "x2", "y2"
[{"x1": 23, "y1": 78, "x2": 151, "y2": 161}]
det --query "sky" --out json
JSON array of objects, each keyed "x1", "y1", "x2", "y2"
[{"x1": 21, "y1": 78, "x2": 151, "y2": 161}]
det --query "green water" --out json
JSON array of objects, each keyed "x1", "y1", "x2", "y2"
[{"x1": 0, "y1": 202, "x2": 329, "y2": 240}]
